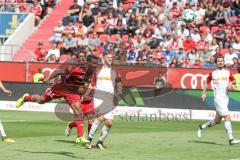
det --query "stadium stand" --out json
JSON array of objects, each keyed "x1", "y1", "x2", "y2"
[{"x1": 10, "y1": 0, "x2": 240, "y2": 68}]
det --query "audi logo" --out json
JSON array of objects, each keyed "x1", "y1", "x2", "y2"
[{"x1": 181, "y1": 73, "x2": 209, "y2": 89}]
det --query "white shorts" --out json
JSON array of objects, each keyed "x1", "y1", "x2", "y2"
[
  {"x1": 214, "y1": 95, "x2": 229, "y2": 116},
  {"x1": 93, "y1": 93, "x2": 115, "y2": 120}
]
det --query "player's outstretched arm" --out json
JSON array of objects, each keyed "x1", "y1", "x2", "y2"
[
  {"x1": 116, "y1": 74, "x2": 123, "y2": 95},
  {"x1": 202, "y1": 72, "x2": 212, "y2": 102},
  {"x1": 0, "y1": 81, "x2": 12, "y2": 96},
  {"x1": 44, "y1": 68, "x2": 66, "y2": 82}
]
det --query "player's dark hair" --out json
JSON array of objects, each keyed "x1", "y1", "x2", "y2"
[
  {"x1": 86, "y1": 54, "x2": 98, "y2": 62},
  {"x1": 215, "y1": 55, "x2": 224, "y2": 63},
  {"x1": 238, "y1": 67, "x2": 240, "y2": 73},
  {"x1": 103, "y1": 51, "x2": 113, "y2": 57}
]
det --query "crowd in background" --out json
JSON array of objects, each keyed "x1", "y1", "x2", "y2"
[
  {"x1": 0, "y1": 0, "x2": 56, "y2": 25},
  {"x1": 30, "y1": 0, "x2": 240, "y2": 68}
]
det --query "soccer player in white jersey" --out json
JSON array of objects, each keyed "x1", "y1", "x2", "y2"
[
  {"x1": 86, "y1": 52, "x2": 122, "y2": 149},
  {"x1": 198, "y1": 56, "x2": 240, "y2": 145},
  {"x1": 0, "y1": 81, "x2": 14, "y2": 143}
]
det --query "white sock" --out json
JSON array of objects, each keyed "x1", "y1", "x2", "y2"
[
  {"x1": 88, "y1": 119, "x2": 101, "y2": 139},
  {"x1": 0, "y1": 121, "x2": 6, "y2": 137},
  {"x1": 98, "y1": 125, "x2": 110, "y2": 142},
  {"x1": 224, "y1": 121, "x2": 234, "y2": 140},
  {"x1": 201, "y1": 120, "x2": 216, "y2": 129}
]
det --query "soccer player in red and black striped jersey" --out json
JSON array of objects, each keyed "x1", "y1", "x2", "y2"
[
  {"x1": 16, "y1": 55, "x2": 98, "y2": 145},
  {"x1": 65, "y1": 53, "x2": 95, "y2": 138}
]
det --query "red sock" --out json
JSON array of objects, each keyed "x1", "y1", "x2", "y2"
[
  {"x1": 75, "y1": 120, "x2": 84, "y2": 137},
  {"x1": 68, "y1": 121, "x2": 76, "y2": 128},
  {"x1": 88, "y1": 122, "x2": 92, "y2": 134},
  {"x1": 24, "y1": 95, "x2": 32, "y2": 102}
]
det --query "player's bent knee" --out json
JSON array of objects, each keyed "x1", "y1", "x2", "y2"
[
  {"x1": 97, "y1": 115, "x2": 104, "y2": 122},
  {"x1": 224, "y1": 115, "x2": 231, "y2": 121},
  {"x1": 105, "y1": 120, "x2": 112, "y2": 127}
]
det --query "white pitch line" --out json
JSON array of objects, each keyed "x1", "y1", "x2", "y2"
[{"x1": 1, "y1": 120, "x2": 27, "y2": 122}]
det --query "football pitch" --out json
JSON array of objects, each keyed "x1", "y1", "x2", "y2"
[{"x1": 0, "y1": 110, "x2": 240, "y2": 160}]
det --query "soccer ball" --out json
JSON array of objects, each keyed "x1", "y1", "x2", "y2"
[{"x1": 181, "y1": 9, "x2": 196, "y2": 23}]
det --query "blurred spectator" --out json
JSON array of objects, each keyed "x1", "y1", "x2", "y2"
[
  {"x1": 195, "y1": 2, "x2": 206, "y2": 25},
  {"x1": 33, "y1": 68, "x2": 45, "y2": 83},
  {"x1": 82, "y1": 10, "x2": 95, "y2": 32},
  {"x1": 75, "y1": 21, "x2": 88, "y2": 36},
  {"x1": 232, "y1": 36, "x2": 240, "y2": 56},
  {"x1": 128, "y1": 13, "x2": 138, "y2": 36},
  {"x1": 175, "y1": 47, "x2": 185, "y2": 63},
  {"x1": 91, "y1": 2, "x2": 101, "y2": 16},
  {"x1": 203, "y1": 56, "x2": 217, "y2": 69},
  {"x1": 39, "y1": 0, "x2": 48, "y2": 18},
  {"x1": 106, "y1": 12, "x2": 116, "y2": 35},
  {"x1": 182, "y1": 57, "x2": 193, "y2": 68},
  {"x1": 49, "y1": 22, "x2": 64, "y2": 44},
  {"x1": 162, "y1": 47, "x2": 176, "y2": 65},
  {"x1": 30, "y1": 0, "x2": 42, "y2": 26},
  {"x1": 133, "y1": 34, "x2": 145, "y2": 51},
  {"x1": 127, "y1": 49, "x2": 138, "y2": 64},
  {"x1": 230, "y1": 57, "x2": 239, "y2": 68},
  {"x1": 45, "y1": 43, "x2": 60, "y2": 62},
  {"x1": 149, "y1": 35, "x2": 160, "y2": 49},
  {"x1": 168, "y1": 34, "x2": 183, "y2": 52},
  {"x1": 208, "y1": 38, "x2": 219, "y2": 55},
  {"x1": 4, "y1": 3, "x2": 16, "y2": 12},
  {"x1": 88, "y1": 32, "x2": 101, "y2": 49},
  {"x1": 46, "y1": 54, "x2": 58, "y2": 63},
  {"x1": 188, "y1": 48, "x2": 200, "y2": 64},
  {"x1": 77, "y1": 33, "x2": 88, "y2": 50},
  {"x1": 169, "y1": 57, "x2": 181, "y2": 67},
  {"x1": 183, "y1": 36, "x2": 197, "y2": 53},
  {"x1": 136, "y1": 1, "x2": 149, "y2": 27},
  {"x1": 224, "y1": 47, "x2": 238, "y2": 66},
  {"x1": 177, "y1": 23, "x2": 190, "y2": 40},
  {"x1": 204, "y1": 29, "x2": 213, "y2": 43},
  {"x1": 115, "y1": 14, "x2": 127, "y2": 36},
  {"x1": 68, "y1": 0, "x2": 82, "y2": 23},
  {"x1": 213, "y1": 25, "x2": 227, "y2": 47},
  {"x1": 192, "y1": 59, "x2": 203, "y2": 68},
  {"x1": 61, "y1": 33, "x2": 77, "y2": 56},
  {"x1": 34, "y1": 42, "x2": 47, "y2": 62},
  {"x1": 191, "y1": 28, "x2": 201, "y2": 43}
]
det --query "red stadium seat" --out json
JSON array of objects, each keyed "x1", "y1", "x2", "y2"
[
  {"x1": 133, "y1": 35, "x2": 139, "y2": 40},
  {"x1": 199, "y1": 26, "x2": 210, "y2": 33},
  {"x1": 99, "y1": 34, "x2": 107, "y2": 42},
  {"x1": 59, "y1": 54, "x2": 68, "y2": 63},
  {"x1": 211, "y1": 26, "x2": 219, "y2": 33},
  {"x1": 220, "y1": 48, "x2": 229, "y2": 56},
  {"x1": 109, "y1": 34, "x2": 117, "y2": 42},
  {"x1": 122, "y1": 34, "x2": 128, "y2": 41},
  {"x1": 122, "y1": 3, "x2": 131, "y2": 10}
]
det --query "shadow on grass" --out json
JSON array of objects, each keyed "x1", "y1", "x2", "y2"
[
  {"x1": 188, "y1": 140, "x2": 225, "y2": 146},
  {"x1": 13, "y1": 149, "x2": 78, "y2": 159},
  {"x1": 55, "y1": 139, "x2": 75, "y2": 144}
]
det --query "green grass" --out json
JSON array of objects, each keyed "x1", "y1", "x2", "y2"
[{"x1": 0, "y1": 111, "x2": 240, "y2": 160}]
